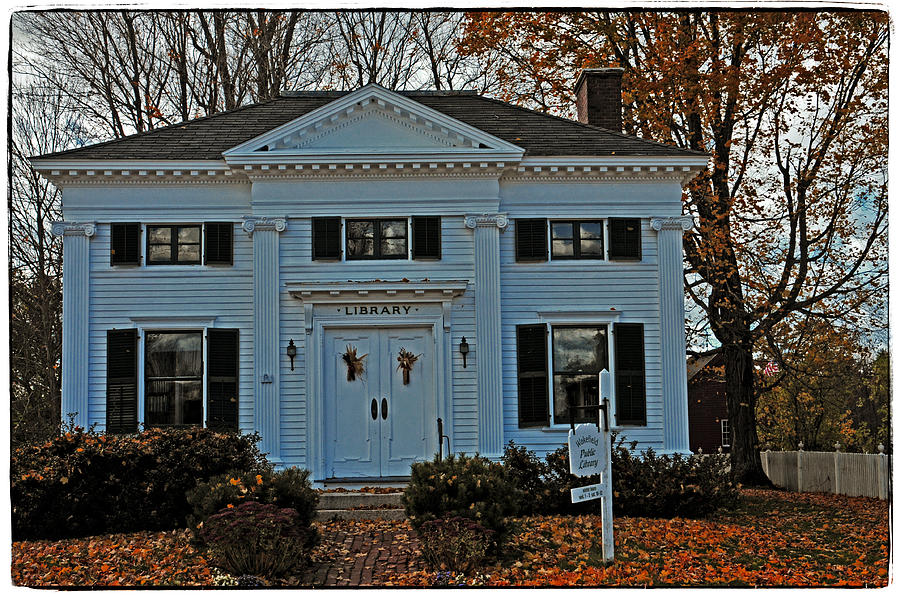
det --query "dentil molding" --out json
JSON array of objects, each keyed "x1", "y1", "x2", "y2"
[{"x1": 242, "y1": 216, "x2": 287, "y2": 235}]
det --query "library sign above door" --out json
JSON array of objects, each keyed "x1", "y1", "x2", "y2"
[{"x1": 286, "y1": 280, "x2": 469, "y2": 333}]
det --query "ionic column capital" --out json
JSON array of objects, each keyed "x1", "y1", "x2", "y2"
[
  {"x1": 242, "y1": 216, "x2": 287, "y2": 236},
  {"x1": 464, "y1": 213, "x2": 508, "y2": 231},
  {"x1": 650, "y1": 216, "x2": 694, "y2": 232},
  {"x1": 51, "y1": 221, "x2": 96, "y2": 238}
]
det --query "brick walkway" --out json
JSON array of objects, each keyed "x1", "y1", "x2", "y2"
[{"x1": 293, "y1": 519, "x2": 423, "y2": 586}]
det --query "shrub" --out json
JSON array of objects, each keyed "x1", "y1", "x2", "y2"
[
  {"x1": 402, "y1": 454, "x2": 519, "y2": 544},
  {"x1": 418, "y1": 516, "x2": 495, "y2": 573},
  {"x1": 187, "y1": 467, "x2": 319, "y2": 538},
  {"x1": 500, "y1": 441, "x2": 552, "y2": 515},
  {"x1": 199, "y1": 501, "x2": 315, "y2": 578},
  {"x1": 503, "y1": 436, "x2": 740, "y2": 518},
  {"x1": 11, "y1": 427, "x2": 270, "y2": 540}
]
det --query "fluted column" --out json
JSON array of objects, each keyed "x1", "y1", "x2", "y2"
[
  {"x1": 243, "y1": 216, "x2": 287, "y2": 464},
  {"x1": 465, "y1": 213, "x2": 507, "y2": 458},
  {"x1": 651, "y1": 216, "x2": 693, "y2": 454},
  {"x1": 52, "y1": 221, "x2": 95, "y2": 428}
]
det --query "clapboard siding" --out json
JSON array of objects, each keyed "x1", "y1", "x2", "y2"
[
  {"x1": 85, "y1": 221, "x2": 254, "y2": 432},
  {"x1": 62, "y1": 184, "x2": 251, "y2": 221}
]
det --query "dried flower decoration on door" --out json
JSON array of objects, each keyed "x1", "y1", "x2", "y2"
[
  {"x1": 342, "y1": 345, "x2": 367, "y2": 381},
  {"x1": 396, "y1": 348, "x2": 421, "y2": 385}
]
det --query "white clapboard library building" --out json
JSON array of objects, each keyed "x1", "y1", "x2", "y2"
[{"x1": 33, "y1": 69, "x2": 707, "y2": 484}]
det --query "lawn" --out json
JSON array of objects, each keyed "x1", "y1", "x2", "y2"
[{"x1": 11, "y1": 489, "x2": 889, "y2": 588}]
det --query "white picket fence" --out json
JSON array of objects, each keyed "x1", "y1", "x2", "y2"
[{"x1": 760, "y1": 445, "x2": 891, "y2": 500}]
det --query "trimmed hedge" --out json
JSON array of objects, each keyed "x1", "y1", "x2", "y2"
[{"x1": 11, "y1": 427, "x2": 269, "y2": 540}]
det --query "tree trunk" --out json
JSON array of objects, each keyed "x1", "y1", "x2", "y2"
[{"x1": 723, "y1": 339, "x2": 771, "y2": 486}]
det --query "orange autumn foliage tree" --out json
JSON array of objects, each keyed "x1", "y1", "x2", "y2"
[{"x1": 459, "y1": 11, "x2": 888, "y2": 484}]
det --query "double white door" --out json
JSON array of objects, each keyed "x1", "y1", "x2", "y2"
[{"x1": 324, "y1": 326, "x2": 435, "y2": 479}]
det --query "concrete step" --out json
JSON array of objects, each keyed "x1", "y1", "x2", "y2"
[
  {"x1": 315, "y1": 508, "x2": 406, "y2": 522},
  {"x1": 317, "y1": 491, "x2": 404, "y2": 510}
]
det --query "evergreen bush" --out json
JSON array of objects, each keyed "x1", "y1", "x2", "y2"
[{"x1": 402, "y1": 453, "x2": 519, "y2": 545}]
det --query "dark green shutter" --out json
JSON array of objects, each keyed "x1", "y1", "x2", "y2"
[
  {"x1": 107, "y1": 329, "x2": 138, "y2": 433},
  {"x1": 207, "y1": 329, "x2": 239, "y2": 431},
  {"x1": 609, "y1": 218, "x2": 642, "y2": 260},
  {"x1": 205, "y1": 222, "x2": 233, "y2": 265},
  {"x1": 516, "y1": 324, "x2": 550, "y2": 427},
  {"x1": 614, "y1": 323, "x2": 646, "y2": 425},
  {"x1": 412, "y1": 216, "x2": 441, "y2": 259},
  {"x1": 110, "y1": 223, "x2": 141, "y2": 265},
  {"x1": 312, "y1": 217, "x2": 341, "y2": 260},
  {"x1": 515, "y1": 219, "x2": 548, "y2": 262}
]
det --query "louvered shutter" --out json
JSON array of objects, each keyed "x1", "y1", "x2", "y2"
[
  {"x1": 614, "y1": 323, "x2": 646, "y2": 425},
  {"x1": 412, "y1": 216, "x2": 441, "y2": 259},
  {"x1": 107, "y1": 329, "x2": 138, "y2": 433},
  {"x1": 207, "y1": 329, "x2": 239, "y2": 431},
  {"x1": 609, "y1": 218, "x2": 642, "y2": 260},
  {"x1": 515, "y1": 219, "x2": 548, "y2": 262},
  {"x1": 516, "y1": 324, "x2": 550, "y2": 427},
  {"x1": 205, "y1": 222, "x2": 233, "y2": 265},
  {"x1": 110, "y1": 223, "x2": 141, "y2": 265},
  {"x1": 312, "y1": 217, "x2": 341, "y2": 260}
]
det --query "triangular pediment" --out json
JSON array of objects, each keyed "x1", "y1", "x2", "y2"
[{"x1": 223, "y1": 84, "x2": 524, "y2": 164}]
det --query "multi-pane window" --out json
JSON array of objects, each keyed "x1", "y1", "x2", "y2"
[
  {"x1": 551, "y1": 326, "x2": 609, "y2": 424},
  {"x1": 145, "y1": 331, "x2": 203, "y2": 426},
  {"x1": 147, "y1": 225, "x2": 202, "y2": 265},
  {"x1": 721, "y1": 419, "x2": 731, "y2": 447},
  {"x1": 346, "y1": 219, "x2": 408, "y2": 259},
  {"x1": 551, "y1": 221, "x2": 604, "y2": 259}
]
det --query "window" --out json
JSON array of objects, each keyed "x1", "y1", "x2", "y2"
[
  {"x1": 346, "y1": 219, "x2": 408, "y2": 260},
  {"x1": 721, "y1": 419, "x2": 731, "y2": 447},
  {"x1": 147, "y1": 225, "x2": 202, "y2": 265},
  {"x1": 551, "y1": 221, "x2": 604, "y2": 259},
  {"x1": 515, "y1": 322, "x2": 646, "y2": 429},
  {"x1": 552, "y1": 326, "x2": 609, "y2": 424},
  {"x1": 145, "y1": 331, "x2": 204, "y2": 426}
]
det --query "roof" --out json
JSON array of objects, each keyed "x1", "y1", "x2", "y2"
[
  {"x1": 34, "y1": 90, "x2": 705, "y2": 161},
  {"x1": 687, "y1": 351, "x2": 724, "y2": 382}
]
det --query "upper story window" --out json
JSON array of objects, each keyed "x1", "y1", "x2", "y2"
[
  {"x1": 346, "y1": 219, "x2": 408, "y2": 260},
  {"x1": 312, "y1": 216, "x2": 441, "y2": 261},
  {"x1": 147, "y1": 225, "x2": 202, "y2": 265},
  {"x1": 550, "y1": 221, "x2": 604, "y2": 259},
  {"x1": 109, "y1": 222, "x2": 233, "y2": 266}
]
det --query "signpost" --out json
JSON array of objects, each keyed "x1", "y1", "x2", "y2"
[{"x1": 567, "y1": 368, "x2": 614, "y2": 562}]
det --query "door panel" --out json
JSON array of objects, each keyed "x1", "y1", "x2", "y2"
[
  {"x1": 324, "y1": 326, "x2": 435, "y2": 479},
  {"x1": 325, "y1": 330, "x2": 379, "y2": 478},
  {"x1": 383, "y1": 329, "x2": 434, "y2": 477}
]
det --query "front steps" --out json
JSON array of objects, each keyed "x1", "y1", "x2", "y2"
[{"x1": 315, "y1": 491, "x2": 406, "y2": 521}]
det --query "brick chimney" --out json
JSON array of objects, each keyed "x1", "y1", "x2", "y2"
[{"x1": 574, "y1": 68, "x2": 624, "y2": 131}]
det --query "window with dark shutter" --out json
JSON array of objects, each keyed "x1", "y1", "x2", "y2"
[
  {"x1": 205, "y1": 223, "x2": 233, "y2": 265},
  {"x1": 515, "y1": 219, "x2": 548, "y2": 262},
  {"x1": 412, "y1": 216, "x2": 441, "y2": 259},
  {"x1": 110, "y1": 223, "x2": 141, "y2": 266},
  {"x1": 312, "y1": 217, "x2": 341, "y2": 260},
  {"x1": 614, "y1": 323, "x2": 646, "y2": 425},
  {"x1": 107, "y1": 329, "x2": 138, "y2": 433},
  {"x1": 516, "y1": 324, "x2": 550, "y2": 427},
  {"x1": 608, "y1": 218, "x2": 642, "y2": 260},
  {"x1": 207, "y1": 329, "x2": 239, "y2": 431}
]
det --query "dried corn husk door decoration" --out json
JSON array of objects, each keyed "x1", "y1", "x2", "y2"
[
  {"x1": 396, "y1": 348, "x2": 421, "y2": 385},
  {"x1": 342, "y1": 345, "x2": 367, "y2": 381}
]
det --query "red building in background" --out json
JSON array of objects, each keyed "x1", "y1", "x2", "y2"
[{"x1": 687, "y1": 351, "x2": 730, "y2": 454}]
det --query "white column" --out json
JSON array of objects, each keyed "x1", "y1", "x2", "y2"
[
  {"x1": 52, "y1": 221, "x2": 95, "y2": 428},
  {"x1": 465, "y1": 213, "x2": 507, "y2": 458},
  {"x1": 243, "y1": 216, "x2": 287, "y2": 465},
  {"x1": 651, "y1": 216, "x2": 693, "y2": 454}
]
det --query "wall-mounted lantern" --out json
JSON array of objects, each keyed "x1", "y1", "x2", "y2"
[
  {"x1": 459, "y1": 336, "x2": 469, "y2": 368},
  {"x1": 286, "y1": 339, "x2": 297, "y2": 371}
]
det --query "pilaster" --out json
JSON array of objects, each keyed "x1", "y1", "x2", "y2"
[
  {"x1": 243, "y1": 216, "x2": 287, "y2": 464},
  {"x1": 52, "y1": 222, "x2": 95, "y2": 428},
  {"x1": 464, "y1": 213, "x2": 507, "y2": 458},
  {"x1": 651, "y1": 216, "x2": 693, "y2": 454}
]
